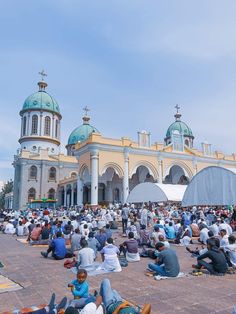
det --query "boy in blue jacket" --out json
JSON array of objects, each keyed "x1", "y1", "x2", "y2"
[{"x1": 68, "y1": 269, "x2": 93, "y2": 308}]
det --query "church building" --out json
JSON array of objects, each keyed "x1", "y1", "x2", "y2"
[{"x1": 12, "y1": 75, "x2": 236, "y2": 210}]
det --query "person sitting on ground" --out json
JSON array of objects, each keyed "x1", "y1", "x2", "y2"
[
  {"x1": 193, "y1": 238, "x2": 228, "y2": 275},
  {"x1": 81, "y1": 224, "x2": 89, "y2": 240},
  {"x1": 41, "y1": 231, "x2": 73, "y2": 260},
  {"x1": 40, "y1": 221, "x2": 51, "y2": 244},
  {"x1": 65, "y1": 278, "x2": 151, "y2": 314},
  {"x1": 105, "y1": 224, "x2": 112, "y2": 239},
  {"x1": 190, "y1": 222, "x2": 200, "y2": 237},
  {"x1": 198, "y1": 224, "x2": 209, "y2": 245},
  {"x1": 87, "y1": 231, "x2": 100, "y2": 258},
  {"x1": 139, "y1": 224, "x2": 150, "y2": 247},
  {"x1": 68, "y1": 269, "x2": 93, "y2": 309},
  {"x1": 27, "y1": 219, "x2": 36, "y2": 239},
  {"x1": 179, "y1": 228, "x2": 192, "y2": 246},
  {"x1": 71, "y1": 228, "x2": 82, "y2": 254},
  {"x1": 209, "y1": 221, "x2": 219, "y2": 237},
  {"x1": 147, "y1": 242, "x2": 180, "y2": 277},
  {"x1": 126, "y1": 221, "x2": 138, "y2": 239},
  {"x1": 222, "y1": 235, "x2": 236, "y2": 268},
  {"x1": 186, "y1": 231, "x2": 218, "y2": 256},
  {"x1": 99, "y1": 278, "x2": 151, "y2": 314},
  {"x1": 100, "y1": 238, "x2": 121, "y2": 272},
  {"x1": 158, "y1": 234, "x2": 170, "y2": 248},
  {"x1": 63, "y1": 220, "x2": 73, "y2": 240},
  {"x1": 95, "y1": 228, "x2": 107, "y2": 250},
  {"x1": 120, "y1": 231, "x2": 140, "y2": 262},
  {"x1": 77, "y1": 239, "x2": 95, "y2": 269},
  {"x1": 30, "y1": 223, "x2": 42, "y2": 242},
  {"x1": 4, "y1": 219, "x2": 15, "y2": 234},
  {"x1": 12, "y1": 292, "x2": 68, "y2": 314},
  {"x1": 110, "y1": 217, "x2": 118, "y2": 230},
  {"x1": 165, "y1": 222, "x2": 176, "y2": 240},
  {"x1": 219, "y1": 218, "x2": 232, "y2": 235},
  {"x1": 16, "y1": 221, "x2": 26, "y2": 236},
  {"x1": 219, "y1": 229, "x2": 229, "y2": 247}
]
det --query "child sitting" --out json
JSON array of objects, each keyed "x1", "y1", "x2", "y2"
[{"x1": 68, "y1": 269, "x2": 94, "y2": 308}]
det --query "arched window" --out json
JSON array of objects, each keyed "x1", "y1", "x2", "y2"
[
  {"x1": 71, "y1": 172, "x2": 77, "y2": 178},
  {"x1": 29, "y1": 165, "x2": 37, "y2": 180},
  {"x1": 49, "y1": 167, "x2": 56, "y2": 181},
  {"x1": 185, "y1": 139, "x2": 189, "y2": 147},
  {"x1": 31, "y1": 115, "x2": 38, "y2": 134},
  {"x1": 22, "y1": 116, "x2": 27, "y2": 136},
  {"x1": 48, "y1": 188, "x2": 55, "y2": 199},
  {"x1": 28, "y1": 188, "x2": 36, "y2": 202},
  {"x1": 55, "y1": 120, "x2": 59, "y2": 138},
  {"x1": 44, "y1": 116, "x2": 51, "y2": 136}
]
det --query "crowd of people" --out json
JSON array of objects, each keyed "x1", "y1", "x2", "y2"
[{"x1": 1, "y1": 203, "x2": 236, "y2": 313}]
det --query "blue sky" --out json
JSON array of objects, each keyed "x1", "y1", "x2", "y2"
[{"x1": 0, "y1": 0, "x2": 236, "y2": 182}]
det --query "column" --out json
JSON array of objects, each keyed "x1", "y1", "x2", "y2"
[
  {"x1": 192, "y1": 158, "x2": 198, "y2": 175},
  {"x1": 77, "y1": 176, "x2": 83, "y2": 205},
  {"x1": 158, "y1": 159, "x2": 163, "y2": 183},
  {"x1": 106, "y1": 181, "x2": 113, "y2": 202},
  {"x1": 20, "y1": 116, "x2": 23, "y2": 137},
  {"x1": 27, "y1": 112, "x2": 30, "y2": 135},
  {"x1": 52, "y1": 114, "x2": 55, "y2": 138},
  {"x1": 71, "y1": 185, "x2": 74, "y2": 206},
  {"x1": 91, "y1": 150, "x2": 99, "y2": 205},
  {"x1": 63, "y1": 187, "x2": 67, "y2": 206},
  {"x1": 123, "y1": 149, "x2": 129, "y2": 203},
  {"x1": 19, "y1": 162, "x2": 26, "y2": 209},
  {"x1": 39, "y1": 112, "x2": 43, "y2": 136}
]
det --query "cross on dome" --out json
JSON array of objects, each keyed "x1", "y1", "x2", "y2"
[
  {"x1": 83, "y1": 106, "x2": 90, "y2": 116},
  {"x1": 175, "y1": 104, "x2": 180, "y2": 113},
  {"x1": 38, "y1": 70, "x2": 48, "y2": 91},
  {"x1": 38, "y1": 70, "x2": 47, "y2": 81},
  {"x1": 174, "y1": 104, "x2": 182, "y2": 121},
  {"x1": 82, "y1": 106, "x2": 91, "y2": 125}
]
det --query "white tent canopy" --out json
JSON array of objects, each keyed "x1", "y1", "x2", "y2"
[
  {"x1": 182, "y1": 166, "x2": 236, "y2": 207},
  {"x1": 126, "y1": 182, "x2": 187, "y2": 203}
]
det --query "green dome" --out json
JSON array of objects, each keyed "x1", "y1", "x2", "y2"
[
  {"x1": 166, "y1": 121, "x2": 193, "y2": 138},
  {"x1": 68, "y1": 123, "x2": 99, "y2": 145},
  {"x1": 21, "y1": 91, "x2": 60, "y2": 116}
]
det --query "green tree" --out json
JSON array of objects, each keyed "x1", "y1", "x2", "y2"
[{"x1": 0, "y1": 180, "x2": 13, "y2": 209}]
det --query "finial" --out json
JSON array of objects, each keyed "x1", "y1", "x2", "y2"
[
  {"x1": 82, "y1": 106, "x2": 90, "y2": 124},
  {"x1": 38, "y1": 70, "x2": 48, "y2": 91},
  {"x1": 83, "y1": 106, "x2": 90, "y2": 116},
  {"x1": 175, "y1": 104, "x2": 180, "y2": 113},
  {"x1": 38, "y1": 70, "x2": 47, "y2": 81},
  {"x1": 174, "y1": 104, "x2": 181, "y2": 121}
]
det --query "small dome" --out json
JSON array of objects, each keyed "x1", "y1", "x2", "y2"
[
  {"x1": 68, "y1": 123, "x2": 99, "y2": 145},
  {"x1": 21, "y1": 90, "x2": 60, "y2": 116},
  {"x1": 166, "y1": 121, "x2": 193, "y2": 138}
]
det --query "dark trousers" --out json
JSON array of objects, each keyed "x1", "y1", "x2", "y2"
[
  {"x1": 119, "y1": 244, "x2": 127, "y2": 256},
  {"x1": 122, "y1": 219, "x2": 128, "y2": 234},
  {"x1": 47, "y1": 245, "x2": 73, "y2": 260},
  {"x1": 197, "y1": 260, "x2": 225, "y2": 275}
]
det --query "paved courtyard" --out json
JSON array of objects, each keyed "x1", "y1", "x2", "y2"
[{"x1": 0, "y1": 233, "x2": 236, "y2": 314}]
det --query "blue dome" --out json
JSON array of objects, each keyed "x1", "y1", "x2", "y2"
[
  {"x1": 21, "y1": 91, "x2": 60, "y2": 116},
  {"x1": 166, "y1": 121, "x2": 193, "y2": 138},
  {"x1": 68, "y1": 123, "x2": 99, "y2": 145}
]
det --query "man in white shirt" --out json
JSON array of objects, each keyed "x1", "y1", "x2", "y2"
[
  {"x1": 219, "y1": 229, "x2": 229, "y2": 247},
  {"x1": 77, "y1": 239, "x2": 95, "y2": 269},
  {"x1": 199, "y1": 226, "x2": 209, "y2": 244},
  {"x1": 4, "y1": 221, "x2": 15, "y2": 234},
  {"x1": 16, "y1": 221, "x2": 25, "y2": 236},
  {"x1": 219, "y1": 219, "x2": 232, "y2": 235},
  {"x1": 223, "y1": 235, "x2": 236, "y2": 268},
  {"x1": 209, "y1": 223, "x2": 219, "y2": 237}
]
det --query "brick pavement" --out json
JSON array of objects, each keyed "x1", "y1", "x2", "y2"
[{"x1": 0, "y1": 233, "x2": 236, "y2": 314}]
